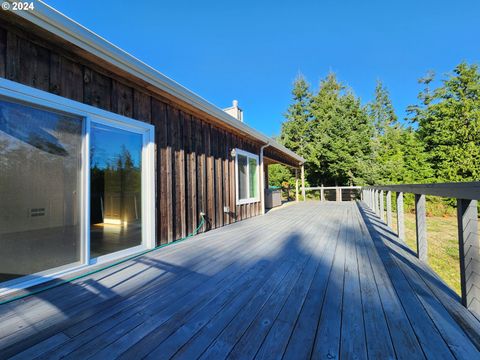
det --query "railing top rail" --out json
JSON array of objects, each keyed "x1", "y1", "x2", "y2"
[
  {"x1": 363, "y1": 181, "x2": 480, "y2": 200},
  {"x1": 305, "y1": 186, "x2": 362, "y2": 190}
]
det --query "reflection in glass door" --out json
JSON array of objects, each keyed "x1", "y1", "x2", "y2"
[
  {"x1": 0, "y1": 99, "x2": 82, "y2": 283},
  {"x1": 90, "y1": 122, "x2": 143, "y2": 258}
]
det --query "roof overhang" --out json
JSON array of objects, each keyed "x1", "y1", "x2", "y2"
[{"x1": 9, "y1": 0, "x2": 305, "y2": 165}]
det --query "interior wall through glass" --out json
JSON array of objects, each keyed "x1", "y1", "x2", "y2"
[{"x1": 0, "y1": 99, "x2": 83, "y2": 283}]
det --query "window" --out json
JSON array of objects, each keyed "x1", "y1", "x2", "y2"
[
  {"x1": 235, "y1": 149, "x2": 259, "y2": 204},
  {"x1": 0, "y1": 78, "x2": 155, "y2": 293}
]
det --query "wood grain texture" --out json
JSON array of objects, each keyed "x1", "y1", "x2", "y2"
[
  {"x1": 415, "y1": 194, "x2": 428, "y2": 261},
  {"x1": 49, "y1": 54, "x2": 83, "y2": 102},
  {"x1": 84, "y1": 67, "x2": 111, "y2": 110},
  {"x1": 1, "y1": 202, "x2": 480, "y2": 359},
  {"x1": 0, "y1": 27, "x2": 5, "y2": 77},
  {"x1": 111, "y1": 80, "x2": 133, "y2": 118},
  {"x1": 133, "y1": 89, "x2": 152, "y2": 123},
  {"x1": 152, "y1": 98, "x2": 171, "y2": 244},
  {"x1": 457, "y1": 199, "x2": 480, "y2": 317},
  {"x1": 396, "y1": 191, "x2": 405, "y2": 241}
]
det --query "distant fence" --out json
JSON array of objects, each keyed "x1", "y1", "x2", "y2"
[
  {"x1": 304, "y1": 186, "x2": 362, "y2": 202},
  {"x1": 362, "y1": 182, "x2": 480, "y2": 317}
]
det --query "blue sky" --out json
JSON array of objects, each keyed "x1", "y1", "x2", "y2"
[
  {"x1": 45, "y1": 0, "x2": 480, "y2": 137},
  {"x1": 91, "y1": 123, "x2": 142, "y2": 169}
]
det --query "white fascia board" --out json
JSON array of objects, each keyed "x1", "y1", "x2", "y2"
[{"x1": 11, "y1": 1, "x2": 305, "y2": 164}]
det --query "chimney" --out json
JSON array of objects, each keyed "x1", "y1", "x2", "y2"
[{"x1": 223, "y1": 100, "x2": 243, "y2": 122}]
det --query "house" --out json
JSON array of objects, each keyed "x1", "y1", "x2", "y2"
[{"x1": 0, "y1": 2, "x2": 305, "y2": 294}]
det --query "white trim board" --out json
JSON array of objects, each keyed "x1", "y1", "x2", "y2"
[
  {"x1": 5, "y1": 0, "x2": 304, "y2": 165},
  {"x1": 235, "y1": 148, "x2": 261, "y2": 205}
]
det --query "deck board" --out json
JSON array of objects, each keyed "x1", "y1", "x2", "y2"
[{"x1": 1, "y1": 202, "x2": 480, "y2": 359}]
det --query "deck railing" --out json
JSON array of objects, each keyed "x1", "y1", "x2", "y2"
[
  {"x1": 304, "y1": 185, "x2": 362, "y2": 201},
  {"x1": 362, "y1": 182, "x2": 480, "y2": 317}
]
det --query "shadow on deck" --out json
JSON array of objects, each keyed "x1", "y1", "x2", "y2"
[{"x1": 0, "y1": 202, "x2": 479, "y2": 359}]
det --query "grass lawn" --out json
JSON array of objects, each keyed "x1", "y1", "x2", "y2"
[{"x1": 391, "y1": 212, "x2": 461, "y2": 295}]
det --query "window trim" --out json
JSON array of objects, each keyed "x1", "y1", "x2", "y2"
[
  {"x1": 235, "y1": 148, "x2": 260, "y2": 205},
  {"x1": 0, "y1": 78, "x2": 156, "y2": 295}
]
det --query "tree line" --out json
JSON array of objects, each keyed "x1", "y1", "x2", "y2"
[{"x1": 271, "y1": 62, "x2": 480, "y2": 189}]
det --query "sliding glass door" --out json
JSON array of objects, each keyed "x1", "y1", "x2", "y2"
[
  {"x1": 0, "y1": 99, "x2": 83, "y2": 283},
  {"x1": 89, "y1": 122, "x2": 143, "y2": 259},
  {"x1": 0, "y1": 81, "x2": 155, "y2": 291}
]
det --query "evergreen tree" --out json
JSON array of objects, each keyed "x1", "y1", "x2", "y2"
[
  {"x1": 370, "y1": 80, "x2": 398, "y2": 135},
  {"x1": 409, "y1": 63, "x2": 480, "y2": 181},
  {"x1": 281, "y1": 74, "x2": 312, "y2": 158},
  {"x1": 268, "y1": 163, "x2": 295, "y2": 187},
  {"x1": 398, "y1": 129, "x2": 433, "y2": 183},
  {"x1": 369, "y1": 81, "x2": 404, "y2": 184},
  {"x1": 278, "y1": 74, "x2": 312, "y2": 188},
  {"x1": 308, "y1": 73, "x2": 375, "y2": 186}
]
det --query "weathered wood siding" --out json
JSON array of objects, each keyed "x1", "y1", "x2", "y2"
[{"x1": 0, "y1": 21, "x2": 263, "y2": 245}]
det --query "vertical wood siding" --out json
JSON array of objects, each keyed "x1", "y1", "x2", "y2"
[{"x1": 0, "y1": 25, "x2": 262, "y2": 245}]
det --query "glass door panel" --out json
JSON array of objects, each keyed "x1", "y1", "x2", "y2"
[
  {"x1": 90, "y1": 122, "x2": 143, "y2": 258},
  {"x1": 0, "y1": 99, "x2": 82, "y2": 283}
]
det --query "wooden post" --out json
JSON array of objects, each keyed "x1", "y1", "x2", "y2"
[
  {"x1": 457, "y1": 199, "x2": 480, "y2": 316},
  {"x1": 373, "y1": 189, "x2": 376, "y2": 211},
  {"x1": 415, "y1": 194, "x2": 427, "y2": 262},
  {"x1": 386, "y1": 190, "x2": 392, "y2": 227},
  {"x1": 336, "y1": 187, "x2": 342, "y2": 202},
  {"x1": 374, "y1": 190, "x2": 379, "y2": 215},
  {"x1": 301, "y1": 165, "x2": 305, "y2": 201},
  {"x1": 396, "y1": 192, "x2": 405, "y2": 241},
  {"x1": 372, "y1": 190, "x2": 376, "y2": 213},
  {"x1": 295, "y1": 169, "x2": 299, "y2": 202},
  {"x1": 380, "y1": 190, "x2": 385, "y2": 221},
  {"x1": 376, "y1": 190, "x2": 381, "y2": 215},
  {"x1": 321, "y1": 185, "x2": 325, "y2": 201}
]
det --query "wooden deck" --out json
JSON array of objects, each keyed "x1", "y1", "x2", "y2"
[{"x1": 1, "y1": 202, "x2": 480, "y2": 359}]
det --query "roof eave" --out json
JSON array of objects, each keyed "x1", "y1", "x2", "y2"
[{"x1": 13, "y1": 1, "x2": 305, "y2": 165}]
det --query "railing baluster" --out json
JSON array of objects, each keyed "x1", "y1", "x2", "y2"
[
  {"x1": 457, "y1": 199, "x2": 480, "y2": 317},
  {"x1": 396, "y1": 192, "x2": 405, "y2": 241},
  {"x1": 362, "y1": 184, "x2": 480, "y2": 314},
  {"x1": 415, "y1": 194, "x2": 427, "y2": 262},
  {"x1": 386, "y1": 190, "x2": 392, "y2": 227},
  {"x1": 380, "y1": 190, "x2": 385, "y2": 221},
  {"x1": 372, "y1": 190, "x2": 376, "y2": 213}
]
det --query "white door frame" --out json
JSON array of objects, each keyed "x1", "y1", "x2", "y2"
[{"x1": 0, "y1": 78, "x2": 156, "y2": 295}]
